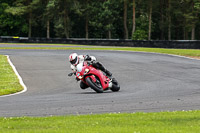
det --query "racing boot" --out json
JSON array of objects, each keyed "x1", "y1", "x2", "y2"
[{"x1": 105, "y1": 69, "x2": 112, "y2": 77}]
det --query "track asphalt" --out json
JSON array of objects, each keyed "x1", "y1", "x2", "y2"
[{"x1": 0, "y1": 47, "x2": 200, "y2": 117}]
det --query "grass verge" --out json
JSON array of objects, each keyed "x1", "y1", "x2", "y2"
[
  {"x1": 0, "y1": 45, "x2": 200, "y2": 58},
  {"x1": 0, "y1": 111, "x2": 200, "y2": 133},
  {"x1": 0, "y1": 55, "x2": 23, "y2": 96}
]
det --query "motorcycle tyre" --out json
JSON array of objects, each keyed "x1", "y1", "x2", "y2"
[
  {"x1": 110, "y1": 78, "x2": 120, "y2": 92},
  {"x1": 85, "y1": 77, "x2": 104, "y2": 93}
]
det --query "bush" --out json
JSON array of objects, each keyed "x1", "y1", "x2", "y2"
[{"x1": 132, "y1": 29, "x2": 148, "y2": 40}]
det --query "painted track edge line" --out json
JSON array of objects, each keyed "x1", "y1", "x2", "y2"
[
  {"x1": 113, "y1": 50, "x2": 200, "y2": 61},
  {"x1": 0, "y1": 55, "x2": 27, "y2": 98}
]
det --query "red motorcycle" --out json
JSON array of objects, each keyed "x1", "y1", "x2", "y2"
[{"x1": 68, "y1": 62, "x2": 120, "y2": 93}]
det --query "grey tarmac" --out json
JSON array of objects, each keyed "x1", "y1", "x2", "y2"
[{"x1": 0, "y1": 49, "x2": 200, "y2": 117}]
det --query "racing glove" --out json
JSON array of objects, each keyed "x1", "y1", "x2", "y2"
[
  {"x1": 76, "y1": 77, "x2": 80, "y2": 81},
  {"x1": 84, "y1": 55, "x2": 91, "y2": 61}
]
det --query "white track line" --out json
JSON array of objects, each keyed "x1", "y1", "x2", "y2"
[
  {"x1": 143, "y1": 52, "x2": 200, "y2": 61},
  {"x1": 114, "y1": 50, "x2": 200, "y2": 61},
  {"x1": 166, "y1": 54, "x2": 200, "y2": 61},
  {"x1": 0, "y1": 55, "x2": 27, "y2": 98}
]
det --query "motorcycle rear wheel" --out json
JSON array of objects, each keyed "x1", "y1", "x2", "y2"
[
  {"x1": 110, "y1": 78, "x2": 120, "y2": 92},
  {"x1": 85, "y1": 77, "x2": 104, "y2": 93}
]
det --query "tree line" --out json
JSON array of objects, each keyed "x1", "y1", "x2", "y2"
[{"x1": 0, "y1": 0, "x2": 199, "y2": 40}]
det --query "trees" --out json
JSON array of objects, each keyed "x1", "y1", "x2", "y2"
[
  {"x1": 123, "y1": 0, "x2": 129, "y2": 39},
  {"x1": 44, "y1": 0, "x2": 52, "y2": 38},
  {"x1": 189, "y1": 0, "x2": 200, "y2": 40},
  {"x1": 0, "y1": 1, "x2": 27, "y2": 36},
  {"x1": 169, "y1": 0, "x2": 200, "y2": 40},
  {"x1": 53, "y1": 0, "x2": 74, "y2": 38},
  {"x1": 76, "y1": 0, "x2": 91, "y2": 39},
  {"x1": 148, "y1": 0, "x2": 152, "y2": 40},
  {"x1": 5, "y1": 0, "x2": 34, "y2": 37},
  {"x1": 132, "y1": 0, "x2": 136, "y2": 38},
  {"x1": 1, "y1": 0, "x2": 199, "y2": 40},
  {"x1": 102, "y1": 0, "x2": 119, "y2": 39},
  {"x1": 167, "y1": 0, "x2": 171, "y2": 40}
]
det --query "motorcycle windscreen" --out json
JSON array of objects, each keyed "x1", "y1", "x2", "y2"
[{"x1": 77, "y1": 63, "x2": 83, "y2": 72}]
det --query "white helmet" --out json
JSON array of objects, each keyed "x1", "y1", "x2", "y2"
[{"x1": 69, "y1": 53, "x2": 79, "y2": 65}]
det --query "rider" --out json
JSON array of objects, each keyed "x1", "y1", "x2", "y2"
[{"x1": 69, "y1": 53, "x2": 112, "y2": 89}]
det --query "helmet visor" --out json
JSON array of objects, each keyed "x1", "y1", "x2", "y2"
[{"x1": 70, "y1": 56, "x2": 78, "y2": 65}]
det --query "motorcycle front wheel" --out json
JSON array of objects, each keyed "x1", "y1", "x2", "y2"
[{"x1": 85, "y1": 77, "x2": 104, "y2": 93}]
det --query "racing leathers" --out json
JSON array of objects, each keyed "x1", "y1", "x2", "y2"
[{"x1": 70, "y1": 54, "x2": 112, "y2": 89}]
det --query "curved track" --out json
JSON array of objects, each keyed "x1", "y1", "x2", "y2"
[{"x1": 0, "y1": 48, "x2": 200, "y2": 117}]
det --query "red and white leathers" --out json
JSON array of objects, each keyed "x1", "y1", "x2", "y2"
[{"x1": 69, "y1": 53, "x2": 112, "y2": 84}]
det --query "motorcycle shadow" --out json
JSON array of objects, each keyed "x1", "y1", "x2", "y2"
[{"x1": 75, "y1": 90, "x2": 113, "y2": 94}]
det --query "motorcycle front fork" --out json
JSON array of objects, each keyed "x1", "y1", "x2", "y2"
[{"x1": 108, "y1": 79, "x2": 113, "y2": 88}]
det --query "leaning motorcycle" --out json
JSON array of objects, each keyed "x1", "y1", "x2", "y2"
[{"x1": 68, "y1": 62, "x2": 120, "y2": 93}]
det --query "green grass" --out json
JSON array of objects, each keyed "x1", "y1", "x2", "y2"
[
  {"x1": 0, "y1": 111, "x2": 200, "y2": 133},
  {"x1": 0, "y1": 43, "x2": 200, "y2": 58},
  {"x1": 0, "y1": 55, "x2": 23, "y2": 96}
]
